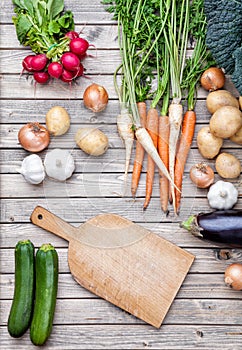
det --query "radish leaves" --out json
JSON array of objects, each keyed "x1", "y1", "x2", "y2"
[{"x1": 12, "y1": 0, "x2": 74, "y2": 53}]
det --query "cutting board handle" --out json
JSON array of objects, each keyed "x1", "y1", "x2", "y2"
[{"x1": 30, "y1": 206, "x2": 76, "y2": 242}]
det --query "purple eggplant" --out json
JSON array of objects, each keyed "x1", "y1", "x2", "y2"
[{"x1": 181, "y1": 210, "x2": 242, "y2": 247}]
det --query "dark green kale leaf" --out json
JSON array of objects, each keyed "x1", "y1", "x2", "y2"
[
  {"x1": 204, "y1": 0, "x2": 242, "y2": 74},
  {"x1": 232, "y1": 46, "x2": 242, "y2": 95},
  {"x1": 204, "y1": 0, "x2": 242, "y2": 95}
]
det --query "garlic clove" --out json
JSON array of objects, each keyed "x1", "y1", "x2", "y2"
[{"x1": 19, "y1": 154, "x2": 45, "y2": 185}]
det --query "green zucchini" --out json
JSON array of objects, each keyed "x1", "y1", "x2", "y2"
[
  {"x1": 8, "y1": 239, "x2": 35, "y2": 338},
  {"x1": 30, "y1": 243, "x2": 58, "y2": 346}
]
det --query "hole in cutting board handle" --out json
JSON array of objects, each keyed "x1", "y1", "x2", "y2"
[{"x1": 38, "y1": 214, "x2": 43, "y2": 220}]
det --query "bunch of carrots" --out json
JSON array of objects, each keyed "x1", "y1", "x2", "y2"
[{"x1": 103, "y1": 0, "x2": 214, "y2": 214}]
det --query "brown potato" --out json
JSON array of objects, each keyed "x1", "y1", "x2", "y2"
[
  {"x1": 239, "y1": 96, "x2": 242, "y2": 110},
  {"x1": 75, "y1": 127, "x2": 109, "y2": 156},
  {"x1": 46, "y1": 106, "x2": 70, "y2": 136},
  {"x1": 209, "y1": 106, "x2": 242, "y2": 138},
  {"x1": 230, "y1": 126, "x2": 242, "y2": 145},
  {"x1": 206, "y1": 90, "x2": 239, "y2": 114},
  {"x1": 215, "y1": 153, "x2": 241, "y2": 179},
  {"x1": 197, "y1": 126, "x2": 223, "y2": 159}
]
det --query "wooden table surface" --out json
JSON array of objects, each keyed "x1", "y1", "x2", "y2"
[{"x1": 0, "y1": 1, "x2": 242, "y2": 349}]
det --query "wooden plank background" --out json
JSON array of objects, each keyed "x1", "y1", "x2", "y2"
[{"x1": 0, "y1": 1, "x2": 241, "y2": 349}]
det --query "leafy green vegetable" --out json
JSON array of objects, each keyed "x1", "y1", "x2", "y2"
[
  {"x1": 103, "y1": 0, "x2": 212, "y2": 118},
  {"x1": 103, "y1": 0, "x2": 163, "y2": 124},
  {"x1": 181, "y1": 0, "x2": 215, "y2": 110},
  {"x1": 12, "y1": 0, "x2": 74, "y2": 59},
  {"x1": 232, "y1": 47, "x2": 242, "y2": 95},
  {"x1": 204, "y1": 0, "x2": 242, "y2": 94}
]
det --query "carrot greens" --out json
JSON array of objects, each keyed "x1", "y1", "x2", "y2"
[
  {"x1": 103, "y1": 0, "x2": 212, "y2": 212},
  {"x1": 181, "y1": 0, "x2": 214, "y2": 111},
  {"x1": 104, "y1": 0, "x2": 175, "y2": 188}
]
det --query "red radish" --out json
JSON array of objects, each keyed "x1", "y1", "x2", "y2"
[
  {"x1": 33, "y1": 71, "x2": 50, "y2": 84},
  {"x1": 22, "y1": 55, "x2": 35, "y2": 72},
  {"x1": 31, "y1": 54, "x2": 48, "y2": 71},
  {"x1": 61, "y1": 52, "x2": 80, "y2": 72},
  {"x1": 78, "y1": 53, "x2": 87, "y2": 60},
  {"x1": 60, "y1": 69, "x2": 75, "y2": 83},
  {"x1": 48, "y1": 61, "x2": 63, "y2": 79},
  {"x1": 65, "y1": 31, "x2": 79, "y2": 40},
  {"x1": 75, "y1": 63, "x2": 84, "y2": 77},
  {"x1": 70, "y1": 38, "x2": 89, "y2": 56}
]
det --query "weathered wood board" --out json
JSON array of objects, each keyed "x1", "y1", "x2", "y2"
[{"x1": 0, "y1": 0, "x2": 241, "y2": 349}]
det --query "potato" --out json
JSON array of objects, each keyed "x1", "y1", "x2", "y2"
[
  {"x1": 209, "y1": 106, "x2": 242, "y2": 138},
  {"x1": 215, "y1": 153, "x2": 241, "y2": 179},
  {"x1": 206, "y1": 90, "x2": 239, "y2": 114},
  {"x1": 197, "y1": 126, "x2": 223, "y2": 159},
  {"x1": 46, "y1": 106, "x2": 70, "y2": 136},
  {"x1": 230, "y1": 126, "x2": 242, "y2": 145},
  {"x1": 75, "y1": 128, "x2": 109, "y2": 156},
  {"x1": 239, "y1": 96, "x2": 242, "y2": 110}
]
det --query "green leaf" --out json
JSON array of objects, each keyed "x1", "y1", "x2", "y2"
[
  {"x1": 57, "y1": 11, "x2": 74, "y2": 30},
  {"x1": 48, "y1": 20, "x2": 61, "y2": 34},
  {"x1": 37, "y1": 1, "x2": 48, "y2": 27},
  {"x1": 13, "y1": 13, "x2": 32, "y2": 44},
  {"x1": 12, "y1": 0, "x2": 34, "y2": 16},
  {"x1": 46, "y1": 0, "x2": 64, "y2": 20}
]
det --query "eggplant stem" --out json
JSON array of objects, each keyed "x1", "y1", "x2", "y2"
[
  {"x1": 180, "y1": 215, "x2": 195, "y2": 231},
  {"x1": 180, "y1": 215, "x2": 203, "y2": 238}
]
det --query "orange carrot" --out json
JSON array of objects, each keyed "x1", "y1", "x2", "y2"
[
  {"x1": 174, "y1": 110, "x2": 196, "y2": 214},
  {"x1": 158, "y1": 115, "x2": 169, "y2": 213},
  {"x1": 143, "y1": 108, "x2": 159, "y2": 209},
  {"x1": 131, "y1": 102, "x2": 147, "y2": 197}
]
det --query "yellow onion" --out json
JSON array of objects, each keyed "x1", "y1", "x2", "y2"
[
  {"x1": 18, "y1": 122, "x2": 50, "y2": 152},
  {"x1": 200, "y1": 67, "x2": 225, "y2": 91},
  {"x1": 224, "y1": 263, "x2": 242, "y2": 291},
  {"x1": 83, "y1": 83, "x2": 108, "y2": 112},
  {"x1": 189, "y1": 163, "x2": 214, "y2": 188}
]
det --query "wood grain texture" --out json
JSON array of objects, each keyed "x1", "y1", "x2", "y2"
[
  {"x1": 1, "y1": 298, "x2": 242, "y2": 326},
  {"x1": 2, "y1": 222, "x2": 240, "y2": 248},
  {"x1": 1, "y1": 198, "x2": 242, "y2": 224},
  {"x1": 0, "y1": 99, "x2": 210, "y2": 124},
  {"x1": 1, "y1": 148, "x2": 242, "y2": 174},
  {"x1": 0, "y1": 325, "x2": 242, "y2": 350},
  {"x1": 1, "y1": 123, "x2": 240, "y2": 149},
  {"x1": 1, "y1": 247, "x2": 242, "y2": 275},
  {"x1": 1, "y1": 173, "x2": 241, "y2": 199},
  {"x1": 30, "y1": 207, "x2": 194, "y2": 327},
  {"x1": 1, "y1": 272, "x2": 240, "y2": 299},
  {"x1": 0, "y1": 0, "x2": 242, "y2": 348}
]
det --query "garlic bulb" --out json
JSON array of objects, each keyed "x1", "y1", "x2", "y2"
[
  {"x1": 19, "y1": 154, "x2": 45, "y2": 185},
  {"x1": 44, "y1": 148, "x2": 75, "y2": 181},
  {"x1": 207, "y1": 180, "x2": 238, "y2": 210}
]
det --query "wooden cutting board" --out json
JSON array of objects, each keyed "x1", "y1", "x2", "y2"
[{"x1": 30, "y1": 206, "x2": 194, "y2": 328}]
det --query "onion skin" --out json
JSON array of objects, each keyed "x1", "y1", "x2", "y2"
[
  {"x1": 224, "y1": 263, "x2": 242, "y2": 291},
  {"x1": 189, "y1": 163, "x2": 214, "y2": 188},
  {"x1": 181, "y1": 210, "x2": 242, "y2": 247},
  {"x1": 83, "y1": 83, "x2": 108, "y2": 112},
  {"x1": 200, "y1": 67, "x2": 225, "y2": 91},
  {"x1": 18, "y1": 122, "x2": 50, "y2": 152}
]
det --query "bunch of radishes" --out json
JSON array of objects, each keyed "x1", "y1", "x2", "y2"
[{"x1": 22, "y1": 31, "x2": 91, "y2": 85}]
